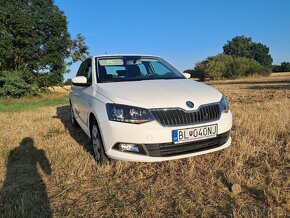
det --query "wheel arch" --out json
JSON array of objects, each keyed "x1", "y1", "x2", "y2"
[
  {"x1": 89, "y1": 112, "x2": 97, "y2": 129},
  {"x1": 88, "y1": 112, "x2": 109, "y2": 155},
  {"x1": 88, "y1": 112, "x2": 101, "y2": 138}
]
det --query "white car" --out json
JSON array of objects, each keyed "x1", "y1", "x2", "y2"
[{"x1": 69, "y1": 54, "x2": 232, "y2": 164}]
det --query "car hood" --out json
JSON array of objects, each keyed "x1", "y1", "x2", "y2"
[{"x1": 97, "y1": 79, "x2": 222, "y2": 110}]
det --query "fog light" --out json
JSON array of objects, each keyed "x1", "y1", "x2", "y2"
[
  {"x1": 113, "y1": 143, "x2": 147, "y2": 155},
  {"x1": 119, "y1": 143, "x2": 140, "y2": 152}
]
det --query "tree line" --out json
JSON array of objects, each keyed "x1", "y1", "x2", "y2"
[
  {"x1": 272, "y1": 62, "x2": 290, "y2": 72},
  {"x1": 185, "y1": 36, "x2": 288, "y2": 80},
  {"x1": 0, "y1": 0, "x2": 88, "y2": 97},
  {"x1": 0, "y1": 1, "x2": 288, "y2": 97}
]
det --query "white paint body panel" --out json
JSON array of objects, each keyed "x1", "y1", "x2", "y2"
[
  {"x1": 97, "y1": 79, "x2": 221, "y2": 110},
  {"x1": 70, "y1": 55, "x2": 232, "y2": 162}
]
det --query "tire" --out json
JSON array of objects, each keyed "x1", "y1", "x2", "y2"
[
  {"x1": 90, "y1": 119, "x2": 109, "y2": 165},
  {"x1": 70, "y1": 103, "x2": 79, "y2": 127}
]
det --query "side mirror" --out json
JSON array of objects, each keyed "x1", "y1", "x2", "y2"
[
  {"x1": 71, "y1": 76, "x2": 89, "y2": 86},
  {"x1": 183, "y1": 73, "x2": 191, "y2": 79}
]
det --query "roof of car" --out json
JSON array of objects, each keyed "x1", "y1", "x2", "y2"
[{"x1": 92, "y1": 54, "x2": 161, "y2": 58}]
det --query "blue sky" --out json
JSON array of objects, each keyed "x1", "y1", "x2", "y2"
[{"x1": 55, "y1": 0, "x2": 290, "y2": 80}]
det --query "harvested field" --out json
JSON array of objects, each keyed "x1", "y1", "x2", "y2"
[{"x1": 0, "y1": 73, "x2": 289, "y2": 217}]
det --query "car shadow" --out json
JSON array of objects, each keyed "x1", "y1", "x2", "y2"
[
  {"x1": 0, "y1": 137, "x2": 52, "y2": 217},
  {"x1": 54, "y1": 105, "x2": 93, "y2": 156}
]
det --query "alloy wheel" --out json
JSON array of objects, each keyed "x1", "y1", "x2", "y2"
[{"x1": 92, "y1": 125, "x2": 101, "y2": 161}]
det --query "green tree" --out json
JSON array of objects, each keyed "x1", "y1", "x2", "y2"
[
  {"x1": 223, "y1": 36, "x2": 273, "y2": 67},
  {"x1": 272, "y1": 62, "x2": 290, "y2": 72},
  {"x1": 280, "y1": 62, "x2": 290, "y2": 72},
  {"x1": 251, "y1": 43, "x2": 272, "y2": 67},
  {"x1": 0, "y1": 0, "x2": 88, "y2": 86},
  {"x1": 223, "y1": 36, "x2": 253, "y2": 58},
  {"x1": 68, "y1": 34, "x2": 89, "y2": 64}
]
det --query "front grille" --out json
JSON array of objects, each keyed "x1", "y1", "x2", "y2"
[
  {"x1": 150, "y1": 104, "x2": 221, "y2": 127},
  {"x1": 144, "y1": 131, "x2": 230, "y2": 157}
]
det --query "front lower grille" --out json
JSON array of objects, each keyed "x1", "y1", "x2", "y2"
[
  {"x1": 150, "y1": 103, "x2": 221, "y2": 127},
  {"x1": 144, "y1": 131, "x2": 230, "y2": 157}
]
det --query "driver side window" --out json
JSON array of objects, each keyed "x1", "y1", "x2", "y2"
[{"x1": 77, "y1": 59, "x2": 92, "y2": 83}]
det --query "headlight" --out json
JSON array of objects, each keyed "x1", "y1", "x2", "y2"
[
  {"x1": 220, "y1": 95, "x2": 229, "y2": 113},
  {"x1": 106, "y1": 103, "x2": 153, "y2": 124}
]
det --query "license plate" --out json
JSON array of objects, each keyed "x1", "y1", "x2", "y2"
[{"x1": 172, "y1": 124, "x2": 218, "y2": 143}]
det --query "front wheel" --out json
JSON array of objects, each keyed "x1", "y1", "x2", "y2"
[{"x1": 91, "y1": 120, "x2": 109, "y2": 165}]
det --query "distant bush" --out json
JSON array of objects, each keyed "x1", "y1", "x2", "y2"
[
  {"x1": 280, "y1": 62, "x2": 290, "y2": 72},
  {"x1": 0, "y1": 71, "x2": 39, "y2": 97},
  {"x1": 272, "y1": 65, "x2": 281, "y2": 72},
  {"x1": 272, "y1": 62, "x2": 290, "y2": 72},
  {"x1": 193, "y1": 54, "x2": 271, "y2": 80},
  {"x1": 0, "y1": 70, "x2": 66, "y2": 97},
  {"x1": 64, "y1": 79, "x2": 72, "y2": 85}
]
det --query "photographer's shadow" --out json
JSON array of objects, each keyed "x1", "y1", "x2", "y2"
[{"x1": 0, "y1": 137, "x2": 52, "y2": 217}]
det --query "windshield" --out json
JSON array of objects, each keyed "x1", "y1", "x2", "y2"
[{"x1": 96, "y1": 56, "x2": 185, "y2": 83}]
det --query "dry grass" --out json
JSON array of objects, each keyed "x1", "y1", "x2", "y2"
[
  {"x1": 0, "y1": 73, "x2": 289, "y2": 217},
  {"x1": 49, "y1": 86, "x2": 71, "y2": 93}
]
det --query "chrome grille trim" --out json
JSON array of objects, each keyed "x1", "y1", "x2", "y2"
[{"x1": 149, "y1": 103, "x2": 221, "y2": 127}]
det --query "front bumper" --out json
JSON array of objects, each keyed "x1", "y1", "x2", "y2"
[{"x1": 98, "y1": 110, "x2": 232, "y2": 162}]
